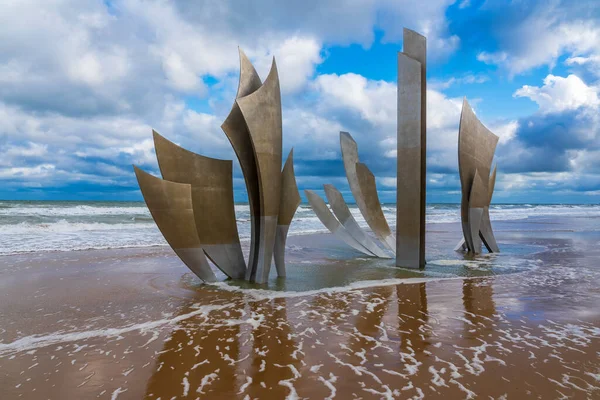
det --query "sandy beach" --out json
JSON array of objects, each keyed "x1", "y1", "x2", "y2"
[{"x1": 1, "y1": 216, "x2": 599, "y2": 399}]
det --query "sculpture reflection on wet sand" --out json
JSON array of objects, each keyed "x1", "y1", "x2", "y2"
[
  {"x1": 134, "y1": 48, "x2": 299, "y2": 284},
  {"x1": 454, "y1": 98, "x2": 500, "y2": 254}
]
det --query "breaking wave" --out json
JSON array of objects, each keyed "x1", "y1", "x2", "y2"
[{"x1": 0, "y1": 201, "x2": 598, "y2": 254}]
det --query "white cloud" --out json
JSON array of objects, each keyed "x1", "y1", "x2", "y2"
[
  {"x1": 314, "y1": 73, "x2": 396, "y2": 127},
  {"x1": 251, "y1": 36, "x2": 323, "y2": 93},
  {"x1": 167, "y1": 0, "x2": 458, "y2": 55},
  {"x1": 458, "y1": 0, "x2": 471, "y2": 9},
  {"x1": 569, "y1": 149, "x2": 600, "y2": 173},
  {"x1": 282, "y1": 108, "x2": 344, "y2": 160},
  {"x1": 475, "y1": 5, "x2": 600, "y2": 76},
  {"x1": 477, "y1": 51, "x2": 508, "y2": 65},
  {"x1": 489, "y1": 120, "x2": 519, "y2": 144},
  {"x1": 513, "y1": 74, "x2": 600, "y2": 113},
  {"x1": 376, "y1": 0, "x2": 459, "y2": 58},
  {"x1": 0, "y1": 97, "x2": 238, "y2": 188},
  {"x1": 0, "y1": 1, "x2": 131, "y2": 87},
  {"x1": 0, "y1": 0, "x2": 484, "y2": 198},
  {"x1": 565, "y1": 55, "x2": 600, "y2": 66},
  {"x1": 127, "y1": 0, "x2": 239, "y2": 86},
  {"x1": 0, "y1": 0, "x2": 460, "y2": 113},
  {"x1": 430, "y1": 74, "x2": 489, "y2": 90},
  {"x1": 313, "y1": 72, "x2": 464, "y2": 174},
  {"x1": 119, "y1": 139, "x2": 156, "y2": 166},
  {"x1": 566, "y1": 54, "x2": 600, "y2": 78},
  {"x1": 492, "y1": 170, "x2": 600, "y2": 197},
  {"x1": 3, "y1": 142, "x2": 48, "y2": 158},
  {"x1": 0, "y1": 164, "x2": 55, "y2": 179},
  {"x1": 160, "y1": 52, "x2": 203, "y2": 92}
]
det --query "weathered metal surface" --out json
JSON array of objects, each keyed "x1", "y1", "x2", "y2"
[
  {"x1": 340, "y1": 131, "x2": 395, "y2": 252},
  {"x1": 323, "y1": 184, "x2": 390, "y2": 258},
  {"x1": 237, "y1": 59, "x2": 283, "y2": 283},
  {"x1": 274, "y1": 149, "x2": 301, "y2": 276},
  {"x1": 133, "y1": 166, "x2": 217, "y2": 282},
  {"x1": 153, "y1": 131, "x2": 246, "y2": 279},
  {"x1": 453, "y1": 238, "x2": 467, "y2": 252},
  {"x1": 355, "y1": 162, "x2": 396, "y2": 252},
  {"x1": 278, "y1": 149, "x2": 301, "y2": 226},
  {"x1": 304, "y1": 189, "x2": 375, "y2": 256},
  {"x1": 221, "y1": 48, "x2": 263, "y2": 279},
  {"x1": 467, "y1": 169, "x2": 487, "y2": 254},
  {"x1": 273, "y1": 224, "x2": 290, "y2": 278},
  {"x1": 480, "y1": 165, "x2": 499, "y2": 253},
  {"x1": 458, "y1": 98, "x2": 500, "y2": 253},
  {"x1": 396, "y1": 46, "x2": 424, "y2": 268}
]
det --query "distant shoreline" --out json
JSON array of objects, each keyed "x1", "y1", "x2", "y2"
[{"x1": 1, "y1": 199, "x2": 598, "y2": 206}]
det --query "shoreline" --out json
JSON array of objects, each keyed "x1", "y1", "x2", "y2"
[
  {"x1": 0, "y1": 218, "x2": 599, "y2": 398},
  {"x1": 0, "y1": 215, "x2": 575, "y2": 257},
  {"x1": 2, "y1": 202, "x2": 600, "y2": 255}
]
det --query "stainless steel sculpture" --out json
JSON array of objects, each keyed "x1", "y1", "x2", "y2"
[
  {"x1": 305, "y1": 131, "x2": 394, "y2": 258},
  {"x1": 132, "y1": 35, "x2": 505, "y2": 283},
  {"x1": 396, "y1": 28, "x2": 427, "y2": 268},
  {"x1": 355, "y1": 162, "x2": 396, "y2": 251},
  {"x1": 221, "y1": 48, "x2": 263, "y2": 279},
  {"x1": 323, "y1": 184, "x2": 390, "y2": 258},
  {"x1": 135, "y1": 49, "x2": 296, "y2": 283},
  {"x1": 153, "y1": 131, "x2": 246, "y2": 280},
  {"x1": 274, "y1": 149, "x2": 301, "y2": 276},
  {"x1": 480, "y1": 166, "x2": 499, "y2": 252},
  {"x1": 133, "y1": 166, "x2": 217, "y2": 282},
  {"x1": 455, "y1": 98, "x2": 500, "y2": 254},
  {"x1": 305, "y1": 189, "x2": 375, "y2": 256},
  {"x1": 340, "y1": 131, "x2": 396, "y2": 252},
  {"x1": 237, "y1": 59, "x2": 283, "y2": 283}
]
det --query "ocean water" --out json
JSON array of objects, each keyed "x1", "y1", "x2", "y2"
[{"x1": 0, "y1": 201, "x2": 599, "y2": 254}]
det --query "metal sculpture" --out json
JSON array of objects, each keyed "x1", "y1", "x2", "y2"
[
  {"x1": 274, "y1": 150, "x2": 301, "y2": 276},
  {"x1": 132, "y1": 32, "x2": 505, "y2": 284},
  {"x1": 304, "y1": 189, "x2": 375, "y2": 256},
  {"x1": 455, "y1": 98, "x2": 500, "y2": 254},
  {"x1": 323, "y1": 184, "x2": 390, "y2": 258},
  {"x1": 355, "y1": 163, "x2": 396, "y2": 251},
  {"x1": 221, "y1": 48, "x2": 263, "y2": 280},
  {"x1": 340, "y1": 131, "x2": 396, "y2": 252},
  {"x1": 237, "y1": 58, "x2": 283, "y2": 283},
  {"x1": 480, "y1": 166, "x2": 499, "y2": 252},
  {"x1": 304, "y1": 131, "x2": 394, "y2": 258},
  {"x1": 153, "y1": 131, "x2": 246, "y2": 279},
  {"x1": 133, "y1": 166, "x2": 217, "y2": 282},
  {"x1": 135, "y1": 49, "x2": 296, "y2": 283},
  {"x1": 396, "y1": 28, "x2": 426, "y2": 268}
]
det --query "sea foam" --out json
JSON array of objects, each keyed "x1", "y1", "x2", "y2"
[{"x1": 0, "y1": 201, "x2": 598, "y2": 254}]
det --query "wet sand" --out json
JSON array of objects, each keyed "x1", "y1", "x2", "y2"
[{"x1": 1, "y1": 217, "x2": 599, "y2": 399}]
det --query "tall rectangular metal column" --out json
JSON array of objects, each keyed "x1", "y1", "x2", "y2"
[{"x1": 396, "y1": 28, "x2": 426, "y2": 268}]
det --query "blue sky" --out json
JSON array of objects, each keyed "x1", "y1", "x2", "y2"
[{"x1": 0, "y1": 0, "x2": 599, "y2": 204}]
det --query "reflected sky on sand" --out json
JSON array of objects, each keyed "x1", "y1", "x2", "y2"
[
  {"x1": 134, "y1": 278, "x2": 600, "y2": 398},
  {"x1": 2, "y1": 272, "x2": 599, "y2": 399},
  {"x1": 214, "y1": 230, "x2": 543, "y2": 293},
  {"x1": 1, "y1": 219, "x2": 600, "y2": 398}
]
